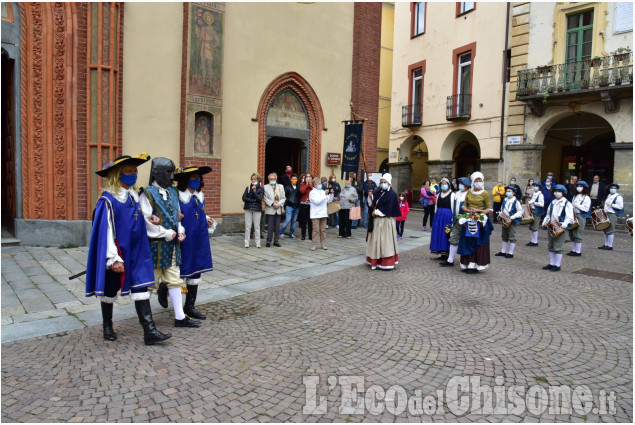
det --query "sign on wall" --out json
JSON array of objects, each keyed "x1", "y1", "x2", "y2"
[{"x1": 326, "y1": 152, "x2": 341, "y2": 166}]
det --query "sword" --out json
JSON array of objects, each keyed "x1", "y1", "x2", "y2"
[{"x1": 68, "y1": 270, "x2": 86, "y2": 280}]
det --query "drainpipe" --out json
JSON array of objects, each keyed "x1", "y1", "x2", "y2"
[{"x1": 500, "y1": 2, "x2": 511, "y2": 162}]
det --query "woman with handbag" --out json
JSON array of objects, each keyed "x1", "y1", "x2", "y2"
[
  {"x1": 420, "y1": 180, "x2": 436, "y2": 231},
  {"x1": 327, "y1": 174, "x2": 341, "y2": 228},
  {"x1": 338, "y1": 177, "x2": 359, "y2": 239}
]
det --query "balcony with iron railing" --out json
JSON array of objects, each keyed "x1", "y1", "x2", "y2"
[
  {"x1": 446, "y1": 93, "x2": 471, "y2": 120},
  {"x1": 402, "y1": 104, "x2": 423, "y2": 127},
  {"x1": 516, "y1": 52, "x2": 632, "y2": 115}
]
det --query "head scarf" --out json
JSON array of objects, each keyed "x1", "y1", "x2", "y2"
[{"x1": 381, "y1": 173, "x2": 392, "y2": 185}]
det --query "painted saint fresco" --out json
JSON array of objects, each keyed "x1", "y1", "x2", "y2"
[
  {"x1": 194, "y1": 113, "x2": 213, "y2": 155},
  {"x1": 266, "y1": 89, "x2": 309, "y2": 130},
  {"x1": 189, "y1": 5, "x2": 222, "y2": 97}
]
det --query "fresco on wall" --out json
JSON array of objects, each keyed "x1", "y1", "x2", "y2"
[
  {"x1": 189, "y1": 5, "x2": 222, "y2": 97},
  {"x1": 194, "y1": 113, "x2": 213, "y2": 155},
  {"x1": 266, "y1": 89, "x2": 309, "y2": 130}
]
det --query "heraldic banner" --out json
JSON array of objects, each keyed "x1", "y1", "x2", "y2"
[{"x1": 341, "y1": 120, "x2": 364, "y2": 179}]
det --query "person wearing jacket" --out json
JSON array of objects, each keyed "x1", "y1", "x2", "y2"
[
  {"x1": 440, "y1": 177, "x2": 471, "y2": 267},
  {"x1": 349, "y1": 172, "x2": 363, "y2": 229},
  {"x1": 542, "y1": 184, "x2": 574, "y2": 272},
  {"x1": 430, "y1": 178, "x2": 455, "y2": 257},
  {"x1": 599, "y1": 182, "x2": 624, "y2": 250},
  {"x1": 242, "y1": 173, "x2": 264, "y2": 248},
  {"x1": 366, "y1": 173, "x2": 401, "y2": 270},
  {"x1": 491, "y1": 180, "x2": 505, "y2": 223},
  {"x1": 327, "y1": 174, "x2": 341, "y2": 228},
  {"x1": 263, "y1": 172, "x2": 286, "y2": 247},
  {"x1": 494, "y1": 186, "x2": 523, "y2": 259},
  {"x1": 338, "y1": 177, "x2": 359, "y2": 239},
  {"x1": 309, "y1": 178, "x2": 333, "y2": 250},
  {"x1": 395, "y1": 192, "x2": 410, "y2": 241},
  {"x1": 298, "y1": 173, "x2": 314, "y2": 241},
  {"x1": 280, "y1": 173, "x2": 301, "y2": 239},
  {"x1": 420, "y1": 180, "x2": 436, "y2": 231},
  {"x1": 362, "y1": 173, "x2": 377, "y2": 229},
  {"x1": 542, "y1": 177, "x2": 555, "y2": 212},
  {"x1": 526, "y1": 181, "x2": 545, "y2": 247},
  {"x1": 567, "y1": 180, "x2": 591, "y2": 256}
]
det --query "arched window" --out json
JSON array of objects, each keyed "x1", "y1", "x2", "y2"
[{"x1": 194, "y1": 111, "x2": 214, "y2": 155}]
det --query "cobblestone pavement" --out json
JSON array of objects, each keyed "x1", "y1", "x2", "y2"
[{"x1": 1, "y1": 216, "x2": 632, "y2": 422}]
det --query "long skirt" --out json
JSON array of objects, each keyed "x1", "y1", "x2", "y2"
[
  {"x1": 458, "y1": 219, "x2": 493, "y2": 270},
  {"x1": 366, "y1": 216, "x2": 399, "y2": 270},
  {"x1": 430, "y1": 208, "x2": 453, "y2": 253}
]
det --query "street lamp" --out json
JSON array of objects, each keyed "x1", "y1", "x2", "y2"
[{"x1": 572, "y1": 133, "x2": 583, "y2": 147}]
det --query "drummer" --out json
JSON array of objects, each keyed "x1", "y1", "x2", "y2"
[
  {"x1": 495, "y1": 185, "x2": 523, "y2": 259},
  {"x1": 567, "y1": 181, "x2": 591, "y2": 256},
  {"x1": 541, "y1": 184, "x2": 574, "y2": 272},
  {"x1": 598, "y1": 183, "x2": 624, "y2": 250},
  {"x1": 526, "y1": 180, "x2": 544, "y2": 247}
]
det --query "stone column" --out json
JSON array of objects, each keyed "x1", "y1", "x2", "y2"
[
  {"x1": 611, "y1": 143, "x2": 632, "y2": 219},
  {"x1": 505, "y1": 144, "x2": 546, "y2": 182},
  {"x1": 387, "y1": 161, "x2": 413, "y2": 195},
  {"x1": 426, "y1": 160, "x2": 453, "y2": 182},
  {"x1": 479, "y1": 159, "x2": 502, "y2": 187}
]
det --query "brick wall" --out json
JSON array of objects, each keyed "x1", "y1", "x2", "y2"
[
  {"x1": 75, "y1": 4, "x2": 88, "y2": 219},
  {"x1": 351, "y1": 2, "x2": 382, "y2": 174}
]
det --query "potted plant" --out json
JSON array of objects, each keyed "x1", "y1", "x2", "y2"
[
  {"x1": 611, "y1": 47, "x2": 631, "y2": 62},
  {"x1": 590, "y1": 56, "x2": 603, "y2": 67},
  {"x1": 536, "y1": 65, "x2": 553, "y2": 74}
]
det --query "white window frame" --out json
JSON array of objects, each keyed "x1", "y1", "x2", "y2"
[{"x1": 457, "y1": 52, "x2": 471, "y2": 116}]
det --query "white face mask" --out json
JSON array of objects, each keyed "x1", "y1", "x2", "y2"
[
  {"x1": 381, "y1": 183, "x2": 389, "y2": 190},
  {"x1": 576, "y1": 187, "x2": 583, "y2": 193},
  {"x1": 554, "y1": 192, "x2": 563, "y2": 199},
  {"x1": 473, "y1": 182, "x2": 484, "y2": 190}
]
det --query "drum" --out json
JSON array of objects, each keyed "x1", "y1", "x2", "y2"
[
  {"x1": 498, "y1": 212, "x2": 512, "y2": 228},
  {"x1": 591, "y1": 209, "x2": 610, "y2": 231},
  {"x1": 570, "y1": 211, "x2": 579, "y2": 230},
  {"x1": 546, "y1": 220, "x2": 565, "y2": 238},
  {"x1": 627, "y1": 217, "x2": 633, "y2": 237},
  {"x1": 521, "y1": 204, "x2": 534, "y2": 225}
]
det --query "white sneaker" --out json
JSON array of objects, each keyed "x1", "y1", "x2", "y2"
[
  {"x1": 336, "y1": 225, "x2": 339, "y2": 229},
  {"x1": 279, "y1": 234, "x2": 285, "y2": 239},
  {"x1": 311, "y1": 246, "x2": 316, "y2": 251},
  {"x1": 290, "y1": 235, "x2": 296, "y2": 239},
  {"x1": 322, "y1": 246, "x2": 328, "y2": 250},
  {"x1": 326, "y1": 225, "x2": 329, "y2": 229},
  {"x1": 245, "y1": 243, "x2": 249, "y2": 248},
  {"x1": 256, "y1": 243, "x2": 261, "y2": 248}
]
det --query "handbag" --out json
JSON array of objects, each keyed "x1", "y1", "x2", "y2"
[
  {"x1": 349, "y1": 205, "x2": 361, "y2": 220},
  {"x1": 327, "y1": 201, "x2": 341, "y2": 215}
]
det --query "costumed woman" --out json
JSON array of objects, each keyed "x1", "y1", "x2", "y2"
[
  {"x1": 598, "y1": 182, "x2": 624, "y2": 250},
  {"x1": 175, "y1": 166, "x2": 216, "y2": 321},
  {"x1": 85, "y1": 153, "x2": 172, "y2": 345},
  {"x1": 457, "y1": 172, "x2": 494, "y2": 274},
  {"x1": 366, "y1": 173, "x2": 402, "y2": 270},
  {"x1": 429, "y1": 178, "x2": 455, "y2": 260},
  {"x1": 140, "y1": 157, "x2": 200, "y2": 328},
  {"x1": 440, "y1": 177, "x2": 471, "y2": 267},
  {"x1": 541, "y1": 184, "x2": 574, "y2": 272},
  {"x1": 567, "y1": 180, "x2": 591, "y2": 256}
]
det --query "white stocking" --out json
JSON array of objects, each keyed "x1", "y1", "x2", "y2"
[
  {"x1": 576, "y1": 242, "x2": 582, "y2": 254},
  {"x1": 549, "y1": 251, "x2": 555, "y2": 265},
  {"x1": 501, "y1": 241, "x2": 508, "y2": 254},
  {"x1": 448, "y1": 244, "x2": 458, "y2": 263},
  {"x1": 607, "y1": 234, "x2": 614, "y2": 247},
  {"x1": 554, "y1": 253, "x2": 563, "y2": 267},
  {"x1": 508, "y1": 243, "x2": 516, "y2": 255},
  {"x1": 168, "y1": 288, "x2": 185, "y2": 320},
  {"x1": 532, "y1": 231, "x2": 538, "y2": 244},
  {"x1": 604, "y1": 234, "x2": 609, "y2": 246}
]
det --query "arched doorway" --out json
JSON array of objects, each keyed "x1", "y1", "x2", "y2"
[
  {"x1": 453, "y1": 140, "x2": 480, "y2": 178},
  {"x1": 542, "y1": 112, "x2": 614, "y2": 184},
  {"x1": 257, "y1": 73, "x2": 324, "y2": 177},
  {"x1": 1, "y1": 48, "x2": 16, "y2": 235}
]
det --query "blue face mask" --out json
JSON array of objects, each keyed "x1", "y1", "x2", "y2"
[
  {"x1": 534, "y1": 186, "x2": 540, "y2": 191},
  {"x1": 381, "y1": 183, "x2": 389, "y2": 191},
  {"x1": 610, "y1": 188, "x2": 617, "y2": 194},
  {"x1": 120, "y1": 173, "x2": 137, "y2": 187},
  {"x1": 188, "y1": 178, "x2": 201, "y2": 190},
  {"x1": 345, "y1": 184, "x2": 351, "y2": 188},
  {"x1": 506, "y1": 192, "x2": 513, "y2": 198},
  {"x1": 315, "y1": 185, "x2": 322, "y2": 190},
  {"x1": 459, "y1": 184, "x2": 465, "y2": 191},
  {"x1": 270, "y1": 181, "x2": 277, "y2": 185},
  {"x1": 441, "y1": 184, "x2": 449, "y2": 191}
]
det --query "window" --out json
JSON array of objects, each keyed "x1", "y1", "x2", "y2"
[
  {"x1": 405, "y1": 60, "x2": 425, "y2": 126},
  {"x1": 505, "y1": 49, "x2": 511, "y2": 83},
  {"x1": 412, "y1": 3, "x2": 425, "y2": 36},
  {"x1": 566, "y1": 11, "x2": 593, "y2": 63},
  {"x1": 412, "y1": 68, "x2": 423, "y2": 122},
  {"x1": 457, "y1": 2, "x2": 475, "y2": 16},
  {"x1": 457, "y1": 52, "x2": 471, "y2": 116}
]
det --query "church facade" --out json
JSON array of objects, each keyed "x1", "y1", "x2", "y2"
[{"x1": 1, "y1": 2, "x2": 381, "y2": 245}]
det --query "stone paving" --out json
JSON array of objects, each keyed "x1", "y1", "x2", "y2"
[{"x1": 1, "y1": 214, "x2": 633, "y2": 422}]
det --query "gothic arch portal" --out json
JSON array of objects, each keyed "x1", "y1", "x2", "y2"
[{"x1": 256, "y1": 72, "x2": 325, "y2": 177}]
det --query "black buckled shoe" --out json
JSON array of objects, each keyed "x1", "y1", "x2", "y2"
[
  {"x1": 439, "y1": 261, "x2": 454, "y2": 267},
  {"x1": 505, "y1": 254, "x2": 514, "y2": 259},
  {"x1": 526, "y1": 242, "x2": 538, "y2": 246},
  {"x1": 550, "y1": 266, "x2": 561, "y2": 272},
  {"x1": 494, "y1": 252, "x2": 506, "y2": 257},
  {"x1": 175, "y1": 317, "x2": 201, "y2": 328},
  {"x1": 542, "y1": 264, "x2": 554, "y2": 270},
  {"x1": 566, "y1": 251, "x2": 581, "y2": 257}
]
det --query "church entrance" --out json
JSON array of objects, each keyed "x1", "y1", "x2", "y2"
[
  {"x1": 453, "y1": 140, "x2": 480, "y2": 178},
  {"x1": 1, "y1": 49, "x2": 16, "y2": 235},
  {"x1": 264, "y1": 137, "x2": 304, "y2": 178}
]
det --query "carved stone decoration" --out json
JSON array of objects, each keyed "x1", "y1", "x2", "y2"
[
  {"x1": 600, "y1": 90, "x2": 619, "y2": 114},
  {"x1": 256, "y1": 72, "x2": 325, "y2": 177},
  {"x1": 526, "y1": 99, "x2": 545, "y2": 117},
  {"x1": 19, "y1": 2, "x2": 76, "y2": 220}
]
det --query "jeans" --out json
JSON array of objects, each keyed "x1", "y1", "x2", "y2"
[
  {"x1": 362, "y1": 198, "x2": 369, "y2": 228},
  {"x1": 329, "y1": 212, "x2": 339, "y2": 227},
  {"x1": 280, "y1": 206, "x2": 299, "y2": 236},
  {"x1": 396, "y1": 220, "x2": 405, "y2": 237}
]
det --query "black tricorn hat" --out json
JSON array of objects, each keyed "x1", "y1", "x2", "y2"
[
  {"x1": 174, "y1": 165, "x2": 213, "y2": 177},
  {"x1": 96, "y1": 153, "x2": 151, "y2": 177}
]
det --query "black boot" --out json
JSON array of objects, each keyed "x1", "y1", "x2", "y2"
[
  {"x1": 183, "y1": 284, "x2": 206, "y2": 320},
  {"x1": 134, "y1": 299, "x2": 172, "y2": 345},
  {"x1": 157, "y1": 282, "x2": 169, "y2": 308},
  {"x1": 101, "y1": 302, "x2": 117, "y2": 341}
]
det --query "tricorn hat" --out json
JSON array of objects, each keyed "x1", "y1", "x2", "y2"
[
  {"x1": 96, "y1": 153, "x2": 151, "y2": 177},
  {"x1": 174, "y1": 165, "x2": 213, "y2": 178}
]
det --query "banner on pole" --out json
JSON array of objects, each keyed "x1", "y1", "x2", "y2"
[{"x1": 341, "y1": 120, "x2": 363, "y2": 179}]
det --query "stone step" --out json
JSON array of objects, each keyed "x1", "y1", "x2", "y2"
[{"x1": 1, "y1": 238, "x2": 21, "y2": 247}]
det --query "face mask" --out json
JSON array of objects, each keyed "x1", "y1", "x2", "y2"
[
  {"x1": 576, "y1": 187, "x2": 583, "y2": 193},
  {"x1": 399, "y1": 197, "x2": 404, "y2": 201},
  {"x1": 381, "y1": 183, "x2": 389, "y2": 190},
  {"x1": 506, "y1": 192, "x2": 513, "y2": 198},
  {"x1": 473, "y1": 182, "x2": 484, "y2": 189},
  {"x1": 548, "y1": 175, "x2": 553, "y2": 179},
  {"x1": 554, "y1": 192, "x2": 563, "y2": 199},
  {"x1": 286, "y1": 170, "x2": 292, "y2": 175},
  {"x1": 331, "y1": 179, "x2": 336, "y2": 183},
  {"x1": 546, "y1": 183, "x2": 551, "y2": 187},
  {"x1": 251, "y1": 181, "x2": 258, "y2": 186},
  {"x1": 511, "y1": 181, "x2": 516, "y2": 185},
  {"x1": 459, "y1": 184, "x2": 465, "y2": 191},
  {"x1": 610, "y1": 188, "x2": 617, "y2": 194},
  {"x1": 534, "y1": 187, "x2": 540, "y2": 192},
  {"x1": 120, "y1": 173, "x2": 137, "y2": 187},
  {"x1": 498, "y1": 182, "x2": 503, "y2": 186},
  {"x1": 315, "y1": 185, "x2": 322, "y2": 190},
  {"x1": 529, "y1": 181, "x2": 534, "y2": 185},
  {"x1": 188, "y1": 178, "x2": 201, "y2": 190},
  {"x1": 441, "y1": 184, "x2": 449, "y2": 191},
  {"x1": 270, "y1": 181, "x2": 276, "y2": 185},
  {"x1": 291, "y1": 179, "x2": 298, "y2": 185}
]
